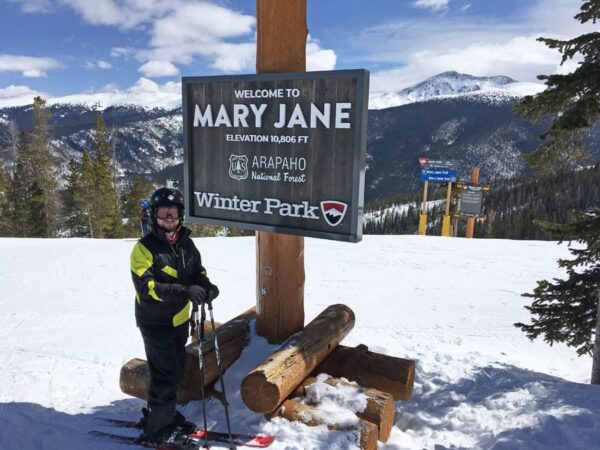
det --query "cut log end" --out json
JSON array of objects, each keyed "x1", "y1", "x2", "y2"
[{"x1": 241, "y1": 372, "x2": 281, "y2": 414}]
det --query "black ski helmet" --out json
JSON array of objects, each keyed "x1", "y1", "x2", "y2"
[{"x1": 149, "y1": 187, "x2": 185, "y2": 229}]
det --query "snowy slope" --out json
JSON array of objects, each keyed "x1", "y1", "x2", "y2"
[{"x1": 0, "y1": 236, "x2": 598, "y2": 450}]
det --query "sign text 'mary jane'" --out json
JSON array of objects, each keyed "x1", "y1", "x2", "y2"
[{"x1": 182, "y1": 70, "x2": 369, "y2": 242}]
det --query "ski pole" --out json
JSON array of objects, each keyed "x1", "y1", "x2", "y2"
[
  {"x1": 194, "y1": 303, "x2": 209, "y2": 449},
  {"x1": 206, "y1": 300, "x2": 233, "y2": 445}
]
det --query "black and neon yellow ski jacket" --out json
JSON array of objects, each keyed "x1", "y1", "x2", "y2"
[{"x1": 130, "y1": 226, "x2": 212, "y2": 327}]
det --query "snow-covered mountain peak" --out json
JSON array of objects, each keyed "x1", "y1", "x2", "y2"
[
  {"x1": 369, "y1": 71, "x2": 543, "y2": 110},
  {"x1": 405, "y1": 71, "x2": 516, "y2": 97}
]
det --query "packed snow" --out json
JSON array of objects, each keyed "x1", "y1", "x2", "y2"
[{"x1": 0, "y1": 235, "x2": 598, "y2": 450}]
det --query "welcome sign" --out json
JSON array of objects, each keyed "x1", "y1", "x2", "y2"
[{"x1": 182, "y1": 70, "x2": 369, "y2": 242}]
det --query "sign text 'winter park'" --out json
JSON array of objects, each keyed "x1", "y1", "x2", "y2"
[{"x1": 182, "y1": 70, "x2": 369, "y2": 242}]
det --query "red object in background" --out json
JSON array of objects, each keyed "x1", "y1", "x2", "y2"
[{"x1": 418, "y1": 157, "x2": 428, "y2": 167}]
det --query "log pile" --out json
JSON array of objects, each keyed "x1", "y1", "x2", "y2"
[{"x1": 240, "y1": 303, "x2": 416, "y2": 449}]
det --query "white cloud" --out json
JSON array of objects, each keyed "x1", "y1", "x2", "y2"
[
  {"x1": 110, "y1": 47, "x2": 135, "y2": 59},
  {"x1": 0, "y1": 54, "x2": 61, "y2": 77},
  {"x1": 413, "y1": 0, "x2": 450, "y2": 12},
  {"x1": 360, "y1": 0, "x2": 589, "y2": 94},
  {"x1": 370, "y1": 35, "x2": 559, "y2": 93},
  {"x1": 140, "y1": 1, "x2": 255, "y2": 72},
  {"x1": 209, "y1": 43, "x2": 255, "y2": 73},
  {"x1": 97, "y1": 60, "x2": 112, "y2": 69},
  {"x1": 85, "y1": 60, "x2": 112, "y2": 70},
  {"x1": 7, "y1": 0, "x2": 53, "y2": 13},
  {"x1": 307, "y1": 37, "x2": 337, "y2": 71},
  {"x1": 59, "y1": 0, "x2": 172, "y2": 30},
  {"x1": 0, "y1": 85, "x2": 46, "y2": 107},
  {"x1": 12, "y1": 1, "x2": 258, "y2": 76},
  {"x1": 138, "y1": 60, "x2": 179, "y2": 77}
]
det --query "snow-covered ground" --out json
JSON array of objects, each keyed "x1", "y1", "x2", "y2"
[{"x1": 1, "y1": 235, "x2": 598, "y2": 450}]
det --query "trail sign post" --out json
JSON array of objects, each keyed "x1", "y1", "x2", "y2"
[
  {"x1": 417, "y1": 158, "x2": 457, "y2": 236},
  {"x1": 455, "y1": 168, "x2": 489, "y2": 238}
]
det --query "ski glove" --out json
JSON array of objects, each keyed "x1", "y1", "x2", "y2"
[
  {"x1": 188, "y1": 285, "x2": 208, "y2": 306},
  {"x1": 207, "y1": 284, "x2": 220, "y2": 302}
]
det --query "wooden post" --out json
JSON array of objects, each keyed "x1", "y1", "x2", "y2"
[
  {"x1": 255, "y1": 0, "x2": 307, "y2": 344},
  {"x1": 441, "y1": 181, "x2": 452, "y2": 237},
  {"x1": 418, "y1": 181, "x2": 428, "y2": 235},
  {"x1": 465, "y1": 168, "x2": 480, "y2": 239}
]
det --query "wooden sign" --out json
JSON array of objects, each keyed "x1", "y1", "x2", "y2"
[
  {"x1": 182, "y1": 70, "x2": 369, "y2": 242},
  {"x1": 458, "y1": 185, "x2": 484, "y2": 217}
]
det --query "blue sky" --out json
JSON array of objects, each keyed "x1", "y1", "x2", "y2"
[{"x1": 0, "y1": 0, "x2": 589, "y2": 108}]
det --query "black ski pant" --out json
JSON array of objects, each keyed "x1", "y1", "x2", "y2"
[{"x1": 139, "y1": 322, "x2": 188, "y2": 436}]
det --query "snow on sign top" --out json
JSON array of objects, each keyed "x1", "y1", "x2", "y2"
[{"x1": 182, "y1": 70, "x2": 370, "y2": 243}]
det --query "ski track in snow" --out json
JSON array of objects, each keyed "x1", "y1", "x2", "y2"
[{"x1": 0, "y1": 236, "x2": 599, "y2": 449}]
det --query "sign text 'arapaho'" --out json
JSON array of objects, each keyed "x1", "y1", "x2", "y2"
[{"x1": 182, "y1": 70, "x2": 369, "y2": 242}]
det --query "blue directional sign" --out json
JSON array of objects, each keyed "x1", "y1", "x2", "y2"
[{"x1": 420, "y1": 168, "x2": 457, "y2": 183}]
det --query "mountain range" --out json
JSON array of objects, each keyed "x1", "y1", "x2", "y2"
[{"x1": 0, "y1": 71, "x2": 598, "y2": 202}]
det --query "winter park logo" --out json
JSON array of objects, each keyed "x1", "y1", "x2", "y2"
[
  {"x1": 320, "y1": 201, "x2": 348, "y2": 227},
  {"x1": 229, "y1": 154, "x2": 248, "y2": 180}
]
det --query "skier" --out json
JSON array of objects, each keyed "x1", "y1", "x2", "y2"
[
  {"x1": 140, "y1": 199, "x2": 151, "y2": 237},
  {"x1": 130, "y1": 187, "x2": 219, "y2": 445}
]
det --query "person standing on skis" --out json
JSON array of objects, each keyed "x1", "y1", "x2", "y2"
[{"x1": 129, "y1": 187, "x2": 219, "y2": 444}]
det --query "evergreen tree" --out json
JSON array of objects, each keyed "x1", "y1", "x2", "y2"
[
  {"x1": 513, "y1": 0, "x2": 600, "y2": 175},
  {"x1": 80, "y1": 151, "x2": 98, "y2": 237},
  {"x1": 29, "y1": 96, "x2": 58, "y2": 237},
  {"x1": 10, "y1": 131, "x2": 35, "y2": 237},
  {"x1": 91, "y1": 114, "x2": 121, "y2": 238},
  {"x1": 513, "y1": 0, "x2": 600, "y2": 383},
  {"x1": 0, "y1": 164, "x2": 9, "y2": 236},
  {"x1": 121, "y1": 176, "x2": 154, "y2": 238},
  {"x1": 515, "y1": 210, "x2": 600, "y2": 356},
  {"x1": 62, "y1": 158, "x2": 89, "y2": 237},
  {"x1": 8, "y1": 98, "x2": 57, "y2": 237}
]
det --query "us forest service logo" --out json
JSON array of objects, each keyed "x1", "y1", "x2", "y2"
[
  {"x1": 229, "y1": 154, "x2": 248, "y2": 180},
  {"x1": 320, "y1": 201, "x2": 348, "y2": 227}
]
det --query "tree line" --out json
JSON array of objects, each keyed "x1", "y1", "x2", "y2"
[
  {"x1": 0, "y1": 97, "x2": 251, "y2": 239},
  {"x1": 0, "y1": 96, "x2": 154, "y2": 238}
]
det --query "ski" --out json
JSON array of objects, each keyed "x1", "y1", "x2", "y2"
[
  {"x1": 191, "y1": 429, "x2": 275, "y2": 448},
  {"x1": 92, "y1": 418, "x2": 274, "y2": 448},
  {"x1": 94, "y1": 417, "x2": 144, "y2": 429},
  {"x1": 88, "y1": 430, "x2": 197, "y2": 449}
]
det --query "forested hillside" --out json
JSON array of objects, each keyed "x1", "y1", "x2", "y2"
[{"x1": 364, "y1": 164, "x2": 600, "y2": 240}]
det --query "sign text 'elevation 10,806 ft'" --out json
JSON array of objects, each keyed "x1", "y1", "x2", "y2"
[{"x1": 182, "y1": 70, "x2": 369, "y2": 242}]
